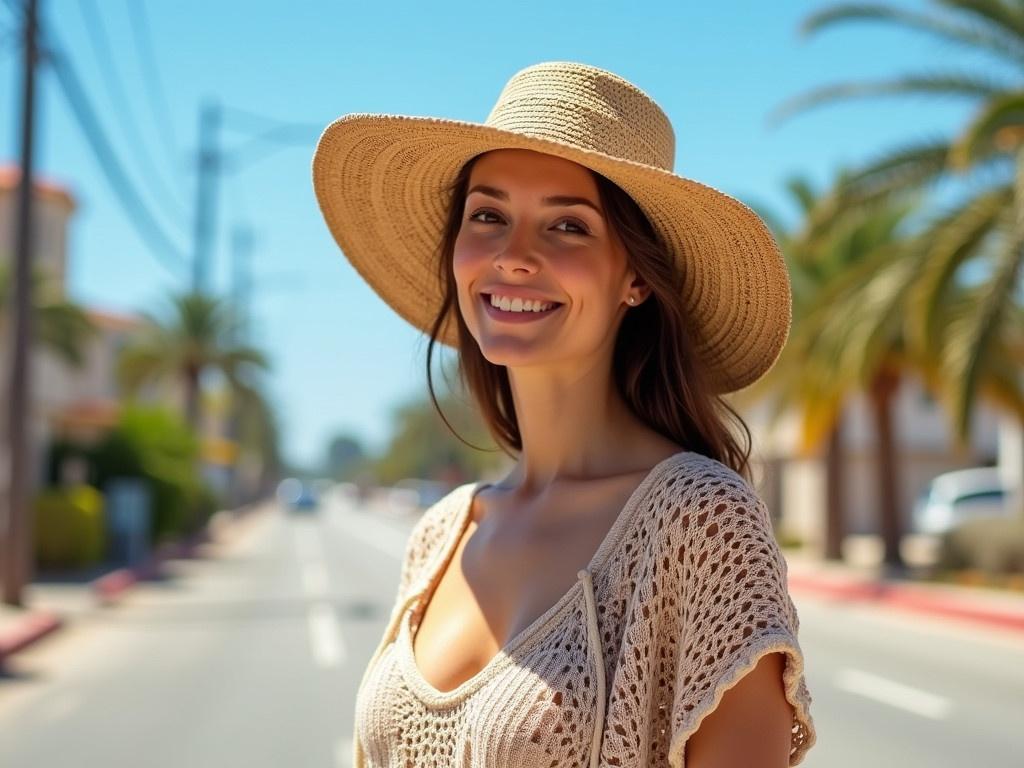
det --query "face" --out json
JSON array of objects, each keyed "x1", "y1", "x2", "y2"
[{"x1": 453, "y1": 148, "x2": 641, "y2": 367}]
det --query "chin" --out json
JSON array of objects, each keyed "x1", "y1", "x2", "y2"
[{"x1": 473, "y1": 336, "x2": 556, "y2": 367}]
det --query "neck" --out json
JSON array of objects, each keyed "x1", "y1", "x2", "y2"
[{"x1": 499, "y1": 348, "x2": 652, "y2": 496}]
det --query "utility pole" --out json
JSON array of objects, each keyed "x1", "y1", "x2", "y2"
[
  {"x1": 231, "y1": 225, "x2": 253, "y2": 345},
  {"x1": 227, "y1": 225, "x2": 253, "y2": 507},
  {"x1": 192, "y1": 100, "x2": 221, "y2": 295},
  {"x1": 3, "y1": 0, "x2": 40, "y2": 607}
]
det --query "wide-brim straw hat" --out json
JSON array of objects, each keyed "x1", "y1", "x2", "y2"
[{"x1": 312, "y1": 60, "x2": 791, "y2": 394}]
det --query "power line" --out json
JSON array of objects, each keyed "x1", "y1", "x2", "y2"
[
  {"x1": 3, "y1": 0, "x2": 188, "y2": 277},
  {"x1": 44, "y1": 45, "x2": 189, "y2": 276},
  {"x1": 76, "y1": 0, "x2": 190, "y2": 220},
  {"x1": 124, "y1": 0, "x2": 185, "y2": 194}
]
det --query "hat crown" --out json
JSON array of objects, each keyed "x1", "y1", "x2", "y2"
[{"x1": 484, "y1": 61, "x2": 676, "y2": 171}]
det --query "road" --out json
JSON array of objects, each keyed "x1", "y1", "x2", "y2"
[{"x1": 0, "y1": 492, "x2": 1021, "y2": 767}]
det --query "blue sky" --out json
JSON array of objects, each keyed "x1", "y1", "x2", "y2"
[{"x1": 0, "y1": 0, "x2": 1002, "y2": 469}]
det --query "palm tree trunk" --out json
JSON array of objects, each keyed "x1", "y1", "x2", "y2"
[
  {"x1": 824, "y1": 418, "x2": 845, "y2": 561},
  {"x1": 184, "y1": 365, "x2": 201, "y2": 433},
  {"x1": 868, "y1": 364, "x2": 907, "y2": 574}
]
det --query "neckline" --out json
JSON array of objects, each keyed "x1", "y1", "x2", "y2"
[{"x1": 396, "y1": 448, "x2": 697, "y2": 707}]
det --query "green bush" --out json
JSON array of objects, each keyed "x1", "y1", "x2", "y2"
[
  {"x1": 89, "y1": 404, "x2": 202, "y2": 545},
  {"x1": 33, "y1": 484, "x2": 105, "y2": 569},
  {"x1": 43, "y1": 405, "x2": 227, "y2": 547},
  {"x1": 936, "y1": 515, "x2": 1024, "y2": 575}
]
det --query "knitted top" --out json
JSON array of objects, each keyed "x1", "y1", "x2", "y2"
[{"x1": 352, "y1": 450, "x2": 817, "y2": 767}]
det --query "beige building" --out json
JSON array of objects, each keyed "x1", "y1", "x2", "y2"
[
  {"x1": 743, "y1": 371, "x2": 1020, "y2": 553},
  {"x1": 0, "y1": 166, "x2": 194, "y2": 492}
]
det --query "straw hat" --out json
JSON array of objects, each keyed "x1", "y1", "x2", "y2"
[{"x1": 311, "y1": 60, "x2": 791, "y2": 394}]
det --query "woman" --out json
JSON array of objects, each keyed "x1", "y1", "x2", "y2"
[{"x1": 313, "y1": 61, "x2": 817, "y2": 768}]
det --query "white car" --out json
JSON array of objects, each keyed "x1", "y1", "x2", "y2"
[{"x1": 912, "y1": 467, "x2": 1012, "y2": 536}]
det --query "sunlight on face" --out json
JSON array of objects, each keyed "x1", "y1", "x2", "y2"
[{"x1": 453, "y1": 148, "x2": 634, "y2": 369}]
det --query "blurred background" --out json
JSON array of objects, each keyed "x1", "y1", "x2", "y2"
[{"x1": 0, "y1": 1, "x2": 1022, "y2": 766}]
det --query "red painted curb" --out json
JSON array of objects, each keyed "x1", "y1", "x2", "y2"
[
  {"x1": 787, "y1": 573, "x2": 1024, "y2": 634},
  {"x1": 0, "y1": 611, "x2": 63, "y2": 663},
  {"x1": 92, "y1": 568, "x2": 140, "y2": 604}
]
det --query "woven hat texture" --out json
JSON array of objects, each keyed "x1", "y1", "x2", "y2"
[{"x1": 312, "y1": 60, "x2": 791, "y2": 393}]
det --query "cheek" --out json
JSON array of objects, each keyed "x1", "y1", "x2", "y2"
[{"x1": 452, "y1": 229, "x2": 491, "y2": 282}]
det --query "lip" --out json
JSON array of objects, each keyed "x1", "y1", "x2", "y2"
[{"x1": 480, "y1": 293, "x2": 564, "y2": 323}]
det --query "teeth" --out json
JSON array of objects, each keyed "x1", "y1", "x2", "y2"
[{"x1": 489, "y1": 294, "x2": 556, "y2": 313}]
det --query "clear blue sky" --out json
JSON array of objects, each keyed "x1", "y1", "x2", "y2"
[{"x1": 0, "y1": 0, "x2": 999, "y2": 469}]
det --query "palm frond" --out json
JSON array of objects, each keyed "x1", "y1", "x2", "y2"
[
  {"x1": 904, "y1": 184, "x2": 1013, "y2": 358},
  {"x1": 951, "y1": 90, "x2": 1024, "y2": 168},
  {"x1": 801, "y1": 2, "x2": 1024, "y2": 67},
  {"x1": 769, "y1": 73, "x2": 1014, "y2": 127},
  {"x1": 937, "y1": 0, "x2": 1024, "y2": 42},
  {"x1": 942, "y1": 209, "x2": 1024, "y2": 443}
]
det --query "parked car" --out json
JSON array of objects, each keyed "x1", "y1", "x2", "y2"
[{"x1": 912, "y1": 467, "x2": 1012, "y2": 536}]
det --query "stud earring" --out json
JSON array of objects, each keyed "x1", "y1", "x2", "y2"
[{"x1": 627, "y1": 296, "x2": 636, "y2": 305}]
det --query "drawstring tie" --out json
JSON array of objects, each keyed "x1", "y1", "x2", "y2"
[{"x1": 577, "y1": 567, "x2": 606, "y2": 768}]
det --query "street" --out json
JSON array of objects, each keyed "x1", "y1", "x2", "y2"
[{"x1": 1, "y1": 493, "x2": 1022, "y2": 767}]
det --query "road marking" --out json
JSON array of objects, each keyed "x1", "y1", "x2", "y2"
[
  {"x1": 293, "y1": 525, "x2": 324, "y2": 563},
  {"x1": 835, "y1": 668, "x2": 952, "y2": 719},
  {"x1": 303, "y1": 561, "x2": 330, "y2": 598},
  {"x1": 308, "y1": 602, "x2": 345, "y2": 668}
]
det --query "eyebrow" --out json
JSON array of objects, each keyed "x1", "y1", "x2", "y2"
[{"x1": 467, "y1": 184, "x2": 604, "y2": 216}]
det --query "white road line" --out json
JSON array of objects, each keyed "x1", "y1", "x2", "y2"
[
  {"x1": 308, "y1": 602, "x2": 345, "y2": 668},
  {"x1": 335, "y1": 737, "x2": 353, "y2": 767},
  {"x1": 302, "y1": 561, "x2": 330, "y2": 598},
  {"x1": 328, "y1": 506, "x2": 409, "y2": 560},
  {"x1": 835, "y1": 668, "x2": 953, "y2": 720}
]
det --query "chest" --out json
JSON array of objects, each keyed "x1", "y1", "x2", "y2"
[{"x1": 410, "y1": 479, "x2": 642, "y2": 695}]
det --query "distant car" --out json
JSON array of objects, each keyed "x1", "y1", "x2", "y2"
[
  {"x1": 912, "y1": 467, "x2": 1012, "y2": 536},
  {"x1": 294, "y1": 484, "x2": 319, "y2": 511},
  {"x1": 276, "y1": 478, "x2": 319, "y2": 513}
]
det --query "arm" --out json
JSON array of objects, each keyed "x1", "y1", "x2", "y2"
[{"x1": 684, "y1": 651, "x2": 795, "y2": 768}]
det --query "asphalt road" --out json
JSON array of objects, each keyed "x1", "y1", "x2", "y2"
[{"x1": 0, "y1": 492, "x2": 1021, "y2": 768}]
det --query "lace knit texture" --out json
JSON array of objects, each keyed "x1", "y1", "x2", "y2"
[{"x1": 352, "y1": 451, "x2": 817, "y2": 767}]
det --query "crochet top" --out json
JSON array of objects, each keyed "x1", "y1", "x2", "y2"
[{"x1": 351, "y1": 450, "x2": 816, "y2": 767}]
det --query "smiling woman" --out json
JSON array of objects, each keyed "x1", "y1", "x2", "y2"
[{"x1": 311, "y1": 60, "x2": 816, "y2": 768}]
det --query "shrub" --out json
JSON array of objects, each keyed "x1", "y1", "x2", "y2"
[{"x1": 33, "y1": 484, "x2": 105, "y2": 569}]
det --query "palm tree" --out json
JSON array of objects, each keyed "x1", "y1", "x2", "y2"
[
  {"x1": 116, "y1": 291, "x2": 271, "y2": 434},
  {"x1": 738, "y1": 171, "x2": 928, "y2": 570},
  {"x1": 0, "y1": 261, "x2": 98, "y2": 368},
  {"x1": 769, "y1": 0, "x2": 1024, "y2": 454}
]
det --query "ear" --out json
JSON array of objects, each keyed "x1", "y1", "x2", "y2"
[{"x1": 626, "y1": 272, "x2": 652, "y2": 304}]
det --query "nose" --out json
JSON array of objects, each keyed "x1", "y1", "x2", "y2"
[{"x1": 493, "y1": 227, "x2": 539, "y2": 275}]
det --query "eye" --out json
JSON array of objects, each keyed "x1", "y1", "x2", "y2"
[
  {"x1": 468, "y1": 209, "x2": 503, "y2": 224},
  {"x1": 554, "y1": 218, "x2": 590, "y2": 235}
]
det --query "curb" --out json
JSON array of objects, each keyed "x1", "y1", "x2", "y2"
[
  {"x1": 786, "y1": 567, "x2": 1024, "y2": 635},
  {"x1": 0, "y1": 501, "x2": 269, "y2": 665},
  {"x1": 91, "y1": 525, "x2": 210, "y2": 606},
  {"x1": 0, "y1": 610, "x2": 63, "y2": 665}
]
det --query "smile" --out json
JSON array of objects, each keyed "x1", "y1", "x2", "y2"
[{"x1": 480, "y1": 293, "x2": 564, "y2": 323}]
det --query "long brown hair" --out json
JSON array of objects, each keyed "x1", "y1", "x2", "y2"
[{"x1": 424, "y1": 151, "x2": 754, "y2": 484}]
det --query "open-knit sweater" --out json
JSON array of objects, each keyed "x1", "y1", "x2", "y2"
[{"x1": 352, "y1": 450, "x2": 817, "y2": 767}]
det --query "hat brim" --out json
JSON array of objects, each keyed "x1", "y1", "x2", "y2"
[{"x1": 311, "y1": 113, "x2": 791, "y2": 393}]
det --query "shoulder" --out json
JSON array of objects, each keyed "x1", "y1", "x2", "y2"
[
  {"x1": 396, "y1": 481, "x2": 479, "y2": 596},
  {"x1": 645, "y1": 451, "x2": 775, "y2": 558},
  {"x1": 650, "y1": 451, "x2": 765, "y2": 519}
]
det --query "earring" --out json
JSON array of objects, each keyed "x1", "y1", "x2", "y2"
[{"x1": 627, "y1": 296, "x2": 636, "y2": 305}]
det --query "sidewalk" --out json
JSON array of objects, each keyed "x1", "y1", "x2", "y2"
[
  {"x1": 784, "y1": 543, "x2": 1024, "y2": 635},
  {"x1": 0, "y1": 499, "x2": 275, "y2": 666}
]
